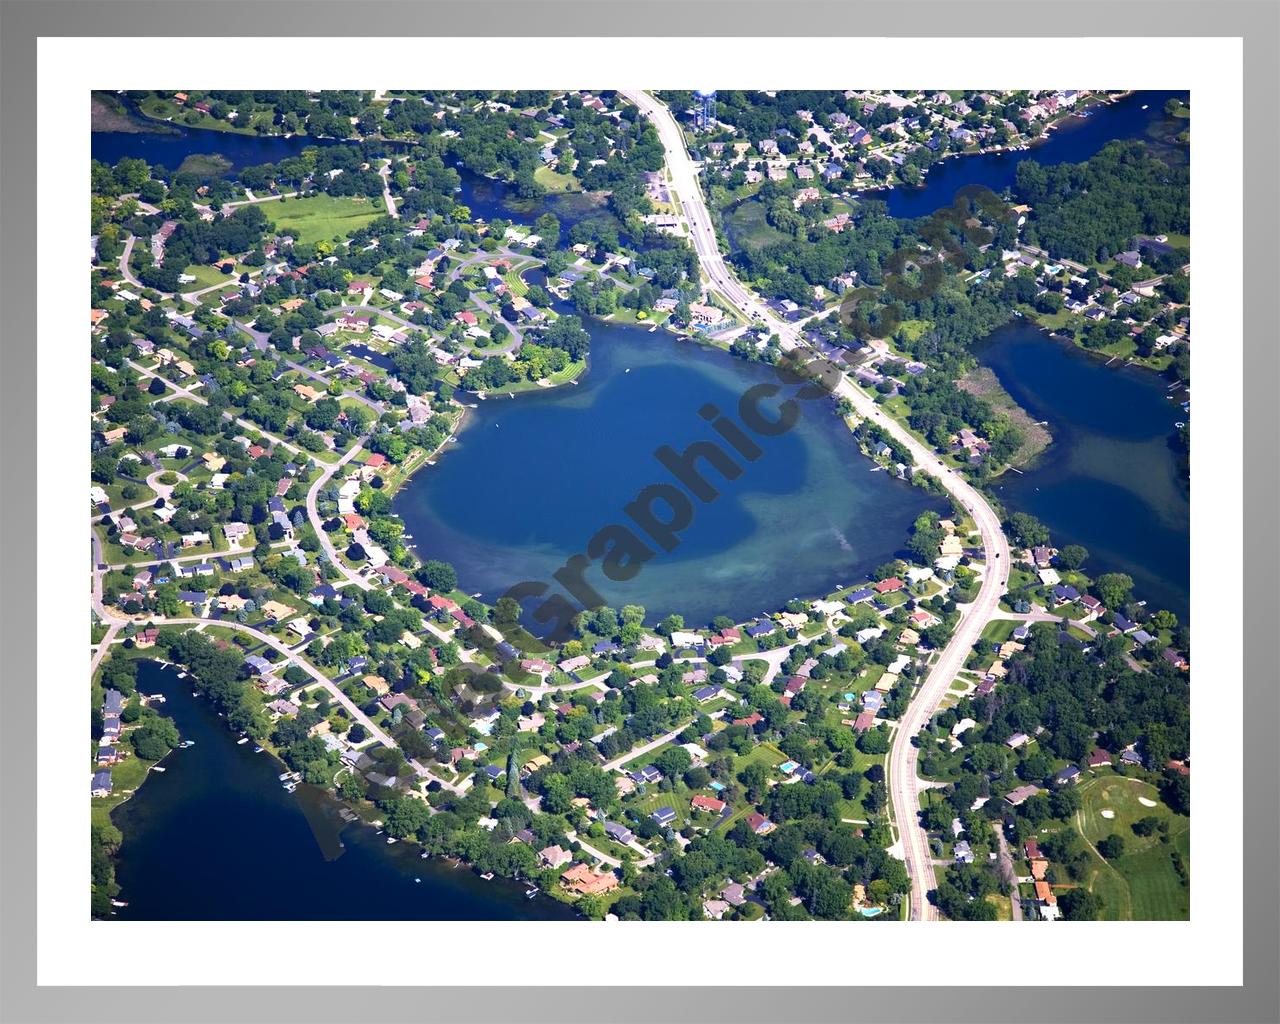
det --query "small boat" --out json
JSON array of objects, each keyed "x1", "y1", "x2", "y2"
[
  {"x1": 525, "y1": 888, "x2": 539, "y2": 899},
  {"x1": 191, "y1": 692, "x2": 199, "y2": 697},
  {"x1": 253, "y1": 745, "x2": 264, "y2": 753},
  {"x1": 149, "y1": 694, "x2": 166, "y2": 703},
  {"x1": 278, "y1": 772, "x2": 293, "y2": 781},
  {"x1": 283, "y1": 782, "x2": 297, "y2": 792},
  {"x1": 178, "y1": 671, "x2": 188, "y2": 679},
  {"x1": 237, "y1": 737, "x2": 249, "y2": 745},
  {"x1": 111, "y1": 899, "x2": 129, "y2": 907},
  {"x1": 415, "y1": 878, "x2": 421, "y2": 883},
  {"x1": 648, "y1": 325, "x2": 657, "y2": 333},
  {"x1": 386, "y1": 836, "x2": 397, "y2": 844},
  {"x1": 625, "y1": 367, "x2": 632, "y2": 373},
  {"x1": 479, "y1": 871, "x2": 495, "y2": 880},
  {"x1": 421, "y1": 851, "x2": 430, "y2": 859},
  {"x1": 150, "y1": 766, "x2": 166, "y2": 773},
  {"x1": 1141, "y1": 104, "x2": 1149, "y2": 110}
]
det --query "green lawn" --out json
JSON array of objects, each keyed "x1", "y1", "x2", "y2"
[
  {"x1": 265, "y1": 194, "x2": 383, "y2": 245},
  {"x1": 92, "y1": 753, "x2": 157, "y2": 830},
  {"x1": 501, "y1": 271, "x2": 529, "y2": 298},
  {"x1": 980, "y1": 619, "x2": 1017, "y2": 644},
  {"x1": 181, "y1": 262, "x2": 241, "y2": 291},
  {"x1": 722, "y1": 199, "x2": 790, "y2": 252},
  {"x1": 1073, "y1": 775, "x2": 1190, "y2": 920},
  {"x1": 533, "y1": 165, "x2": 579, "y2": 193}
]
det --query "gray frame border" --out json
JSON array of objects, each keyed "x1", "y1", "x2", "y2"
[{"x1": 1, "y1": 2, "x2": 1276, "y2": 1022}]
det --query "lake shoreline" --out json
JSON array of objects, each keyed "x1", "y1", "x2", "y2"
[{"x1": 108, "y1": 660, "x2": 578, "y2": 921}]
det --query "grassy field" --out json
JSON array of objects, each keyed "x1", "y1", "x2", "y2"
[
  {"x1": 533, "y1": 165, "x2": 579, "y2": 193},
  {"x1": 1073, "y1": 774, "x2": 1190, "y2": 920},
  {"x1": 181, "y1": 262, "x2": 241, "y2": 291},
  {"x1": 264, "y1": 194, "x2": 383, "y2": 245},
  {"x1": 980, "y1": 619, "x2": 1017, "y2": 644},
  {"x1": 722, "y1": 199, "x2": 790, "y2": 253},
  {"x1": 92, "y1": 752, "x2": 158, "y2": 830},
  {"x1": 957, "y1": 365, "x2": 1053, "y2": 469}
]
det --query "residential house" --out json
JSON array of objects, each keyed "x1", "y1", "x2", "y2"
[
  {"x1": 604, "y1": 821, "x2": 635, "y2": 845},
  {"x1": 560, "y1": 863, "x2": 619, "y2": 897},
  {"x1": 91, "y1": 771, "x2": 113, "y2": 797},
  {"x1": 1054, "y1": 765, "x2": 1082, "y2": 786},
  {"x1": 539, "y1": 845, "x2": 572, "y2": 869},
  {"x1": 650, "y1": 806, "x2": 677, "y2": 827},
  {"x1": 631, "y1": 764, "x2": 662, "y2": 786},
  {"x1": 1004, "y1": 784, "x2": 1041, "y2": 807}
]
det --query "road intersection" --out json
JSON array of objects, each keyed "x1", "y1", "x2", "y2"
[{"x1": 623, "y1": 90, "x2": 1012, "y2": 920}]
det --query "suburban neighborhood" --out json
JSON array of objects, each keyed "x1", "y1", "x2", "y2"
[{"x1": 89, "y1": 87, "x2": 1191, "y2": 924}]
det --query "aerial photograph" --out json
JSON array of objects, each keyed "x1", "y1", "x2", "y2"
[{"x1": 89, "y1": 87, "x2": 1191, "y2": 924}]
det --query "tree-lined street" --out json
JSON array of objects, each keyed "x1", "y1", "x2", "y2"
[{"x1": 624, "y1": 89, "x2": 1012, "y2": 920}]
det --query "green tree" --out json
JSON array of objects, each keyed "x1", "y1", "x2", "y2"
[
  {"x1": 1057, "y1": 544, "x2": 1089, "y2": 571},
  {"x1": 1097, "y1": 834, "x2": 1126, "y2": 859},
  {"x1": 419, "y1": 559, "x2": 458, "y2": 592},
  {"x1": 1059, "y1": 886, "x2": 1103, "y2": 920},
  {"x1": 1094, "y1": 572, "x2": 1134, "y2": 610},
  {"x1": 130, "y1": 716, "x2": 180, "y2": 760}
]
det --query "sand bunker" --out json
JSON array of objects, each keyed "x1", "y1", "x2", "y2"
[
  {"x1": 1137, "y1": 797, "x2": 1158, "y2": 808},
  {"x1": 1100, "y1": 809, "x2": 1116, "y2": 819}
]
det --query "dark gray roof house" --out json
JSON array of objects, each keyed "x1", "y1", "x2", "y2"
[
  {"x1": 1055, "y1": 765, "x2": 1082, "y2": 786},
  {"x1": 650, "y1": 806, "x2": 677, "y2": 827},
  {"x1": 604, "y1": 821, "x2": 635, "y2": 844},
  {"x1": 631, "y1": 764, "x2": 662, "y2": 785}
]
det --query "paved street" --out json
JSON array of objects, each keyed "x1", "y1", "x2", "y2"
[{"x1": 624, "y1": 90, "x2": 1012, "y2": 921}]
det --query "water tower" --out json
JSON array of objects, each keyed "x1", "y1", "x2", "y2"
[{"x1": 694, "y1": 89, "x2": 717, "y2": 130}]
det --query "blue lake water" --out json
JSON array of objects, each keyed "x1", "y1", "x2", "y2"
[
  {"x1": 91, "y1": 122, "x2": 339, "y2": 174},
  {"x1": 91, "y1": 105, "x2": 615, "y2": 232},
  {"x1": 96, "y1": 98, "x2": 1190, "y2": 917},
  {"x1": 394, "y1": 322, "x2": 940, "y2": 628},
  {"x1": 110, "y1": 661, "x2": 577, "y2": 920},
  {"x1": 875, "y1": 90, "x2": 1188, "y2": 219},
  {"x1": 979, "y1": 323, "x2": 1189, "y2": 621}
]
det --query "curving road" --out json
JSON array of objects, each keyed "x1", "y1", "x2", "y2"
[
  {"x1": 306, "y1": 437, "x2": 375, "y2": 591},
  {"x1": 89, "y1": 554, "x2": 461, "y2": 792},
  {"x1": 624, "y1": 90, "x2": 1011, "y2": 920}
]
